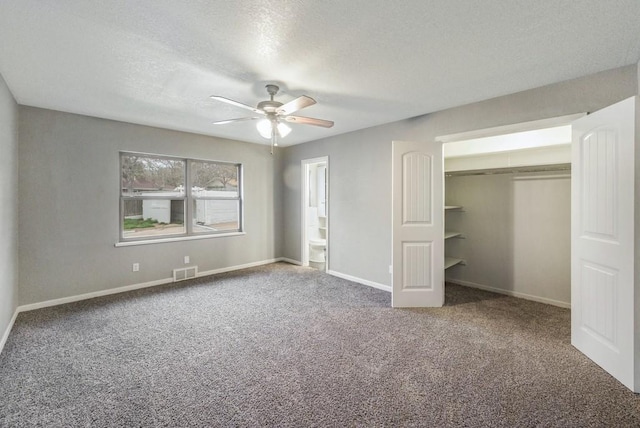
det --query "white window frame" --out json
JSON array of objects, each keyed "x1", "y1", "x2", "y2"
[{"x1": 118, "y1": 152, "x2": 244, "y2": 245}]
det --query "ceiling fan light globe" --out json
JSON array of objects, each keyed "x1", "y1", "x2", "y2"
[
  {"x1": 277, "y1": 122, "x2": 291, "y2": 138},
  {"x1": 256, "y1": 119, "x2": 272, "y2": 139}
]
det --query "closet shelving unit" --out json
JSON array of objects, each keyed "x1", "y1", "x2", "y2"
[{"x1": 445, "y1": 205, "x2": 465, "y2": 269}]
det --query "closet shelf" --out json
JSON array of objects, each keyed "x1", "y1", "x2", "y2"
[
  {"x1": 445, "y1": 204, "x2": 464, "y2": 270},
  {"x1": 445, "y1": 257, "x2": 465, "y2": 269}
]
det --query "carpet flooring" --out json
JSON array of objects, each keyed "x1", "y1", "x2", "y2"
[{"x1": 1, "y1": 262, "x2": 640, "y2": 427}]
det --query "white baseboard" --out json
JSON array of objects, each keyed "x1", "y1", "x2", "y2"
[
  {"x1": 198, "y1": 258, "x2": 285, "y2": 277},
  {"x1": 279, "y1": 258, "x2": 303, "y2": 266},
  {"x1": 0, "y1": 309, "x2": 19, "y2": 356},
  {"x1": 327, "y1": 270, "x2": 391, "y2": 293},
  {"x1": 17, "y1": 277, "x2": 174, "y2": 313},
  {"x1": 446, "y1": 278, "x2": 571, "y2": 308}
]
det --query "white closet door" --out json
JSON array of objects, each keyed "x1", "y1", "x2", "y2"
[
  {"x1": 392, "y1": 140, "x2": 444, "y2": 307},
  {"x1": 571, "y1": 96, "x2": 637, "y2": 391}
]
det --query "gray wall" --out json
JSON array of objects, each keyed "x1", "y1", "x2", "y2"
[
  {"x1": 11, "y1": 63, "x2": 640, "y2": 307},
  {"x1": 445, "y1": 172, "x2": 571, "y2": 305},
  {"x1": 18, "y1": 107, "x2": 282, "y2": 305},
  {"x1": 0, "y1": 73, "x2": 18, "y2": 338},
  {"x1": 281, "y1": 64, "x2": 638, "y2": 287}
]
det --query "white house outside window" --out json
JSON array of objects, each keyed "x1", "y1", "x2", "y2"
[{"x1": 120, "y1": 152, "x2": 243, "y2": 242}]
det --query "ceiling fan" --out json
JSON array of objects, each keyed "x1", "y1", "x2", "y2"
[{"x1": 210, "y1": 84, "x2": 334, "y2": 153}]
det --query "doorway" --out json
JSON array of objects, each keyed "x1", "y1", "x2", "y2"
[
  {"x1": 301, "y1": 157, "x2": 329, "y2": 271},
  {"x1": 441, "y1": 122, "x2": 575, "y2": 308}
]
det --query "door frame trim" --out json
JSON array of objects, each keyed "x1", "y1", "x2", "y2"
[
  {"x1": 435, "y1": 113, "x2": 586, "y2": 143},
  {"x1": 301, "y1": 156, "x2": 329, "y2": 269}
]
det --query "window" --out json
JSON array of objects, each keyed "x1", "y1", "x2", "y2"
[{"x1": 120, "y1": 152, "x2": 242, "y2": 242}]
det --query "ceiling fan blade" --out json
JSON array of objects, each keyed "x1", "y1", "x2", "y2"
[
  {"x1": 276, "y1": 95, "x2": 316, "y2": 115},
  {"x1": 210, "y1": 96, "x2": 264, "y2": 114},
  {"x1": 212, "y1": 117, "x2": 261, "y2": 125},
  {"x1": 284, "y1": 115, "x2": 334, "y2": 128}
]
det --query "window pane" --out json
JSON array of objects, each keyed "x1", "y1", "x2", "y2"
[
  {"x1": 121, "y1": 154, "x2": 185, "y2": 197},
  {"x1": 122, "y1": 200, "x2": 185, "y2": 239},
  {"x1": 193, "y1": 199, "x2": 240, "y2": 232},
  {"x1": 190, "y1": 161, "x2": 239, "y2": 198}
]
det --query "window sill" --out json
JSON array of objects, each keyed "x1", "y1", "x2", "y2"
[{"x1": 114, "y1": 231, "x2": 246, "y2": 247}]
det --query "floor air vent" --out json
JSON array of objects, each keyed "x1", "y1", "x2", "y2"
[{"x1": 173, "y1": 266, "x2": 198, "y2": 282}]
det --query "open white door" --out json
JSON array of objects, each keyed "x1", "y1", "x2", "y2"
[
  {"x1": 572, "y1": 96, "x2": 637, "y2": 392},
  {"x1": 392, "y1": 140, "x2": 444, "y2": 307}
]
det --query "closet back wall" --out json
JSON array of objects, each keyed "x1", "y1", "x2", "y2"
[{"x1": 445, "y1": 171, "x2": 570, "y2": 307}]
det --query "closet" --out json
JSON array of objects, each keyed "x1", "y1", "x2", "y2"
[{"x1": 441, "y1": 123, "x2": 574, "y2": 308}]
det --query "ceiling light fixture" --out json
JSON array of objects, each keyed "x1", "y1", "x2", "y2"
[
  {"x1": 256, "y1": 117, "x2": 291, "y2": 152},
  {"x1": 256, "y1": 118, "x2": 291, "y2": 139},
  {"x1": 211, "y1": 84, "x2": 334, "y2": 155}
]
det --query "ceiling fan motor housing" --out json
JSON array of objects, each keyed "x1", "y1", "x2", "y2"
[
  {"x1": 258, "y1": 84, "x2": 283, "y2": 112},
  {"x1": 257, "y1": 100, "x2": 283, "y2": 113}
]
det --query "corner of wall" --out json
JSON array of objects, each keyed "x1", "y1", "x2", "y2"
[
  {"x1": 0, "y1": 71, "x2": 19, "y2": 355},
  {"x1": 273, "y1": 149, "x2": 286, "y2": 258}
]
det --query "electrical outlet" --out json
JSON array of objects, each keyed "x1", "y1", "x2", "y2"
[
  {"x1": 132, "y1": 263, "x2": 140, "y2": 272},
  {"x1": 184, "y1": 256, "x2": 190, "y2": 264},
  {"x1": 389, "y1": 265, "x2": 393, "y2": 274}
]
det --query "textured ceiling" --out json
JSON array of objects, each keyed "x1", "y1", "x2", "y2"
[{"x1": 1, "y1": 0, "x2": 639, "y2": 146}]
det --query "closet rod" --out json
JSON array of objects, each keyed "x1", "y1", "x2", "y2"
[{"x1": 445, "y1": 163, "x2": 571, "y2": 177}]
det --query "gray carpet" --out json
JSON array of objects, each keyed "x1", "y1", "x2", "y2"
[{"x1": 1, "y1": 262, "x2": 639, "y2": 427}]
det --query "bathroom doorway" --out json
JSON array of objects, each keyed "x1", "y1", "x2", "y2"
[{"x1": 301, "y1": 157, "x2": 329, "y2": 271}]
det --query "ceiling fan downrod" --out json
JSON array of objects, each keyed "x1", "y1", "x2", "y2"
[{"x1": 266, "y1": 84, "x2": 279, "y2": 100}]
